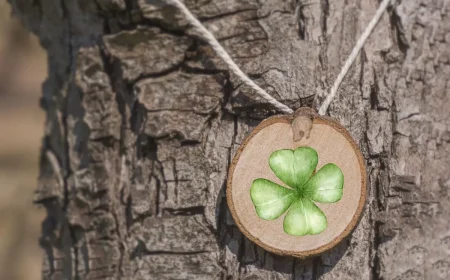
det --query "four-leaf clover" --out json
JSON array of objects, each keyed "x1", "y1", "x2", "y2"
[{"x1": 250, "y1": 147, "x2": 344, "y2": 236}]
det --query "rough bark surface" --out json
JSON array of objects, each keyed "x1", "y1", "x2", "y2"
[{"x1": 8, "y1": 0, "x2": 450, "y2": 279}]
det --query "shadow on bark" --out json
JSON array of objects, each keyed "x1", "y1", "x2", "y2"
[{"x1": 217, "y1": 180, "x2": 349, "y2": 278}]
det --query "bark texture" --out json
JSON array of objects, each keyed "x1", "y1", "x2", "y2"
[{"x1": 8, "y1": 0, "x2": 450, "y2": 279}]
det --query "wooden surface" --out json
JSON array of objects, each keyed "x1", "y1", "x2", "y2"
[
  {"x1": 227, "y1": 114, "x2": 366, "y2": 258},
  {"x1": 9, "y1": 0, "x2": 450, "y2": 279}
]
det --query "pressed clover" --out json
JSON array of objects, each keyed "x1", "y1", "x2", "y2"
[{"x1": 250, "y1": 147, "x2": 344, "y2": 236}]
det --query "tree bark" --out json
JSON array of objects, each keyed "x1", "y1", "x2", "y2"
[{"x1": 8, "y1": 0, "x2": 450, "y2": 279}]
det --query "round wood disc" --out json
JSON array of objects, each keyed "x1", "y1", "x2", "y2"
[{"x1": 227, "y1": 110, "x2": 367, "y2": 258}]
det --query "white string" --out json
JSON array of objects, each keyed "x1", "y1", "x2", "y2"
[
  {"x1": 318, "y1": 0, "x2": 392, "y2": 115},
  {"x1": 168, "y1": 0, "x2": 391, "y2": 116},
  {"x1": 167, "y1": 0, "x2": 293, "y2": 114}
]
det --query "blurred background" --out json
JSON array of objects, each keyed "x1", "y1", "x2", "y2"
[{"x1": 0, "y1": 1, "x2": 46, "y2": 279}]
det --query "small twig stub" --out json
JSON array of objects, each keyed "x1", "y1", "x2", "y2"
[{"x1": 291, "y1": 107, "x2": 315, "y2": 141}]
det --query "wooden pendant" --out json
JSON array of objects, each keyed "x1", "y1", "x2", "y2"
[{"x1": 227, "y1": 108, "x2": 367, "y2": 258}]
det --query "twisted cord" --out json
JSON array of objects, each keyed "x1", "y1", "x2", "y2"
[
  {"x1": 318, "y1": 0, "x2": 392, "y2": 115},
  {"x1": 167, "y1": 0, "x2": 294, "y2": 114},
  {"x1": 169, "y1": 0, "x2": 391, "y2": 116}
]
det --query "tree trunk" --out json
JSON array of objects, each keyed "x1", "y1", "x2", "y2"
[{"x1": 8, "y1": 0, "x2": 450, "y2": 279}]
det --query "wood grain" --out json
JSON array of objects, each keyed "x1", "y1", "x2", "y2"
[
  {"x1": 227, "y1": 112, "x2": 367, "y2": 258},
  {"x1": 11, "y1": 0, "x2": 450, "y2": 278}
]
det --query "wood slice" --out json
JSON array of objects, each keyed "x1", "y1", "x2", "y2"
[{"x1": 227, "y1": 109, "x2": 367, "y2": 258}]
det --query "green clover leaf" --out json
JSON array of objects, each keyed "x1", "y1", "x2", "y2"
[{"x1": 250, "y1": 147, "x2": 344, "y2": 236}]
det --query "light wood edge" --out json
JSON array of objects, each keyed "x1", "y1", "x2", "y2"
[{"x1": 226, "y1": 113, "x2": 368, "y2": 259}]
